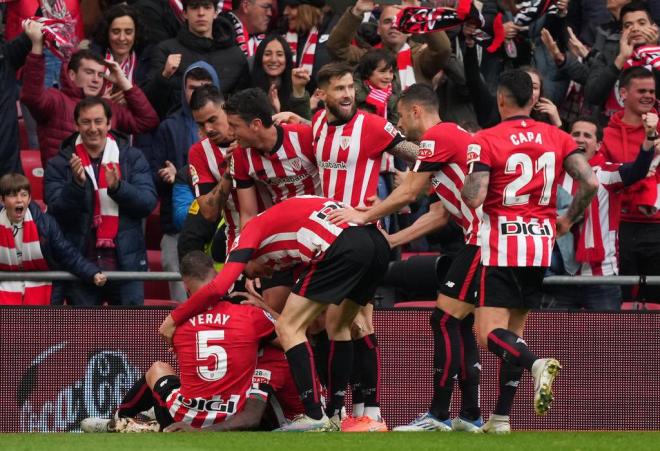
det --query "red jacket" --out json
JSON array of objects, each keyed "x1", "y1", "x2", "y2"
[
  {"x1": 20, "y1": 53, "x2": 159, "y2": 166},
  {"x1": 4, "y1": 0, "x2": 84, "y2": 42},
  {"x1": 601, "y1": 110, "x2": 660, "y2": 223}
]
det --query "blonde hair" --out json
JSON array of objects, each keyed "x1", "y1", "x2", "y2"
[{"x1": 295, "y1": 4, "x2": 323, "y2": 33}]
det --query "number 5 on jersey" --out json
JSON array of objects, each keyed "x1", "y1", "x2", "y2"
[{"x1": 197, "y1": 330, "x2": 228, "y2": 381}]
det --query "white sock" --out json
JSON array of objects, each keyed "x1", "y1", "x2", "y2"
[
  {"x1": 352, "y1": 402, "x2": 364, "y2": 418},
  {"x1": 363, "y1": 406, "x2": 381, "y2": 420}
]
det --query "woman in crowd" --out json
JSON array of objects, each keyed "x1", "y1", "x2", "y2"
[{"x1": 251, "y1": 34, "x2": 312, "y2": 118}]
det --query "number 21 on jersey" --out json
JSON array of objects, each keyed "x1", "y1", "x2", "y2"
[{"x1": 503, "y1": 152, "x2": 555, "y2": 206}]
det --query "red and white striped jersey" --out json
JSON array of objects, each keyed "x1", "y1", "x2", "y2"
[
  {"x1": 413, "y1": 122, "x2": 481, "y2": 245},
  {"x1": 559, "y1": 153, "x2": 626, "y2": 276},
  {"x1": 171, "y1": 196, "x2": 353, "y2": 324},
  {"x1": 188, "y1": 138, "x2": 241, "y2": 249},
  {"x1": 312, "y1": 109, "x2": 404, "y2": 208},
  {"x1": 233, "y1": 123, "x2": 321, "y2": 206},
  {"x1": 169, "y1": 301, "x2": 275, "y2": 428},
  {"x1": 468, "y1": 117, "x2": 579, "y2": 267}
]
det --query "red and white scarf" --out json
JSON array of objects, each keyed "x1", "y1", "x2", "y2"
[
  {"x1": 487, "y1": 0, "x2": 558, "y2": 53},
  {"x1": 23, "y1": 16, "x2": 75, "y2": 61},
  {"x1": 102, "y1": 50, "x2": 137, "y2": 96},
  {"x1": 395, "y1": 0, "x2": 473, "y2": 34},
  {"x1": 228, "y1": 12, "x2": 263, "y2": 57},
  {"x1": 286, "y1": 27, "x2": 319, "y2": 75},
  {"x1": 376, "y1": 42, "x2": 415, "y2": 91},
  {"x1": 0, "y1": 207, "x2": 51, "y2": 305},
  {"x1": 75, "y1": 134, "x2": 121, "y2": 249},
  {"x1": 170, "y1": 0, "x2": 232, "y2": 23},
  {"x1": 365, "y1": 80, "x2": 393, "y2": 118},
  {"x1": 605, "y1": 45, "x2": 660, "y2": 116}
]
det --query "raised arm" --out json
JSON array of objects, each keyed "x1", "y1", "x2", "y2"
[{"x1": 557, "y1": 152, "x2": 599, "y2": 235}]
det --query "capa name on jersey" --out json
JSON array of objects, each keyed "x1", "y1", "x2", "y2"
[{"x1": 510, "y1": 132, "x2": 543, "y2": 146}]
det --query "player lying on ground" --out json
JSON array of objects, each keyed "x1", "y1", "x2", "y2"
[{"x1": 159, "y1": 196, "x2": 391, "y2": 432}]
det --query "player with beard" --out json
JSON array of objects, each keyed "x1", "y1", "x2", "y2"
[
  {"x1": 329, "y1": 83, "x2": 483, "y2": 432},
  {"x1": 461, "y1": 70, "x2": 599, "y2": 432},
  {"x1": 187, "y1": 85, "x2": 240, "y2": 252},
  {"x1": 276, "y1": 62, "x2": 419, "y2": 431}
]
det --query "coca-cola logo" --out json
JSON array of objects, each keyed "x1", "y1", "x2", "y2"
[{"x1": 17, "y1": 343, "x2": 140, "y2": 432}]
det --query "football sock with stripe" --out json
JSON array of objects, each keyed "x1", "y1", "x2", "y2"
[
  {"x1": 493, "y1": 360, "x2": 523, "y2": 416},
  {"x1": 429, "y1": 308, "x2": 461, "y2": 421},
  {"x1": 116, "y1": 375, "x2": 154, "y2": 418},
  {"x1": 458, "y1": 314, "x2": 481, "y2": 421},
  {"x1": 355, "y1": 334, "x2": 381, "y2": 419},
  {"x1": 285, "y1": 342, "x2": 324, "y2": 420},
  {"x1": 325, "y1": 340, "x2": 353, "y2": 418},
  {"x1": 350, "y1": 339, "x2": 364, "y2": 416},
  {"x1": 487, "y1": 328, "x2": 538, "y2": 370}
]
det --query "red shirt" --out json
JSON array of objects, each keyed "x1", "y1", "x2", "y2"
[
  {"x1": 172, "y1": 301, "x2": 275, "y2": 422},
  {"x1": 171, "y1": 196, "x2": 353, "y2": 324},
  {"x1": 413, "y1": 122, "x2": 481, "y2": 245},
  {"x1": 233, "y1": 123, "x2": 321, "y2": 206},
  {"x1": 468, "y1": 117, "x2": 578, "y2": 267},
  {"x1": 312, "y1": 109, "x2": 404, "y2": 208},
  {"x1": 188, "y1": 138, "x2": 241, "y2": 248}
]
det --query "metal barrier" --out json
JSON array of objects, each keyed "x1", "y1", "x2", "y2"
[{"x1": 2, "y1": 271, "x2": 660, "y2": 285}]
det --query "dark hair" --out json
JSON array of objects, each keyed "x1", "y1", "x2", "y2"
[
  {"x1": 619, "y1": 65, "x2": 654, "y2": 89},
  {"x1": 620, "y1": 0, "x2": 653, "y2": 26},
  {"x1": 571, "y1": 116, "x2": 604, "y2": 142},
  {"x1": 223, "y1": 88, "x2": 274, "y2": 127},
  {"x1": 180, "y1": 251, "x2": 216, "y2": 280},
  {"x1": 182, "y1": 0, "x2": 217, "y2": 10},
  {"x1": 252, "y1": 34, "x2": 295, "y2": 109},
  {"x1": 231, "y1": 0, "x2": 243, "y2": 10},
  {"x1": 519, "y1": 65, "x2": 544, "y2": 97},
  {"x1": 186, "y1": 67, "x2": 214, "y2": 83},
  {"x1": 356, "y1": 49, "x2": 397, "y2": 82},
  {"x1": 67, "y1": 49, "x2": 105, "y2": 72},
  {"x1": 93, "y1": 4, "x2": 146, "y2": 55},
  {"x1": 317, "y1": 62, "x2": 354, "y2": 88},
  {"x1": 497, "y1": 69, "x2": 533, "y2": 108},
  {"x1": 0, "y1": 173, "x2": 30, "y2": 197},
  {"x1": 74, "y1": 97, "x2": 112, "y2": 123},
  {"x1": 397, "y1": 83, "x2": 439, "y2": 112},
  {"x1": 190, "y1": 84, "x2": 225, "y2": 111}
]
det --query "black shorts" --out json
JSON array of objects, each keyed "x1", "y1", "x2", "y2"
[
  {"x1": 292, "y1": 226, "x2": 390, "y2": 306},
  {"x1": 438, "y1": 244, "x2": 482, "y2": 304},
  {"x1": 260, "y1": 269, "x2": 295, "y2": 291},
  {"x1": 153, "y1": 374, "x2": 181, "y2": 405},
  {"x1": 479, "y1": 266, "x2": 545, "y2": 309}
]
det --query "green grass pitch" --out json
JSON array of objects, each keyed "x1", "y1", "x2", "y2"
[{"x1": 2, "y1": 432, "x2": 659, "y2": 451}]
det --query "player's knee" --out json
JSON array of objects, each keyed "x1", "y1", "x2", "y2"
[{"x1": 145, "y1": 361, "x2": 174, "y2": 386}]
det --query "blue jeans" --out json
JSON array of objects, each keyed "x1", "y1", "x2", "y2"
[{"x1": 546, "y1": 284, "x2": 622, "y2": 311}]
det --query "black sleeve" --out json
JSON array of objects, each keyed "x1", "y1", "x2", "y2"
[
  {"x1": 470, "y1": 162, "x2": 490, "y2": 173},
  {"x1": 382, "y1": 133, "x2": 406, "y2": 153},
  {"x1": 618, "y1": 147, "x2": 655, "y2": 187},
  {"x1": 196, "y1": 182, "x2": 216, "y2": 196},
  {"x1": 227, "y1": 248, "x2": 255, "y2": 264},
  {"x1": 2, "y1": 34, "x2": 32, "y2": 70},
  {"x1": 415, "y1": 161, "x2": 443, "y2": 172},
  {"x1": 235, "y1": 178, "x2": 256, "y2": 189}
]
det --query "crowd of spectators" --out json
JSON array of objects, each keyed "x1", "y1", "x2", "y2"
[{"x1": 1, "y1": 0, "x2": 660, "y2": 310}]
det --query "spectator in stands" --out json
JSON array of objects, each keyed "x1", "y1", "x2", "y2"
[
  {"x1": 131, "y1": 0, "x2": 182, "y2": 47},
  {"x1": 91, "y1": 4, "x2": 152, "y2": 92},
  {"x1": 600, "y1": 66, "x2": 660, "y2": 302},
  {"x1": 0, "y1": 173, "x2": 106, "y2": 306},
  {"x1": 151, "y1": 62, "x2": 219, "y2": 301},
  {"x1": 355, "y1": 48, "x2": 399, "y2": 122},
  {"x1": 223, "y1": 0, "x2": 274, "y2": 57},
  {"x1": 326, "y1": 0, "x2": 451, "y2": 92},
  {"x1": 20, "y1": 22, "x2": 159, "y2": 167},
  {"x1": 0, "y1": 21, "x2": 37, "y2": 177},
  {"x1": 584, "y1": 1, "x2": 658, "y2": 121},
  {"x1": 44, "y1": 97, "x2": 157, "y2": 306},
  {"x1": 550, "y1": 115, "x2": 658, "y2": 310},
  {"x1": 143, "y1": 0, "x2": 250, "y2": 118},
  {"x1": 281, "y1": 0, "x2": 334, "y2": 93},
  {"x1": 252, "y1": 34, "x2": 312, "y2": 117}
]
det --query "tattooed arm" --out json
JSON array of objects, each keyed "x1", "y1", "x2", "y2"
[
  {"x1": 387, "y1": 140, "x2": 419, "y2": 164},
  {"x1": 461, "y1": 171, "x2": 490, "y2": 209},
  {"x1": 197, "y1": 173, "x2": 232, "y2": 222},
  {"x1": 556, "y1": 151, "x2": 599, "y2": 235}
]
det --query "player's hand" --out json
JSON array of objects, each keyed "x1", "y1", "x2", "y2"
[
  {"x1": 164, "y1": 422, "x2": 198, "y2": 432},
  {"x1": 232, "y1": 290, "x2": 267, "y2": 309},
  {"x1": 555, "y1": 215, "x2": 573, "y2": 237},
  {"x1": 104, "y1": 162, "x2": 121, "y2": 191},
  {"x1": 272, "y1": 111, "x2": 303, "y2": 125},
  {"x1": 643, "y1": 112, "x2": 659, "y2": 136},
  {"x1": 352, "y1": 0, "x2": 375, "y2": 16},
  {"x1": 245, "y1": 278, "x2": 262, "y2": 298},
  {"x1": 93, "y1": 273, "x2": 107, "y2": 287},
  {"x1": 162, "y1": 53, "x2": 182, "y2": 79},
  {"x1": 158, "y1": 160, "x2": 177, "y2": 184},
  {"x1": 70, "y1": 155, "x2": 87, "y2": 186},
  {"x1": 327, "y1": 207, "x2": 368, "y2": 226},
  {"x1": 159, "y1": 314, "x2": 176, "y2": 346}
]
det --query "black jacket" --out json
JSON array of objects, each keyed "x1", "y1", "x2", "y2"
[
  {"x1": 0, "y1": 34, "x2": 31, "y2": 177},
  {"x1": 132, "y1": 0, "x2": 181, "y2": 47},
  {"x1": 144, "y1": 16, "x2": 250, "y2": 118}
]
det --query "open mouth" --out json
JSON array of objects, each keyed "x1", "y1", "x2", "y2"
[{"x1": 14, "y1": 206, "x2": 24, "y2": 216}]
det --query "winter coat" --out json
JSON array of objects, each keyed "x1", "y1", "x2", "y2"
[
  {"x1": 143, "y1": 16, "x2": 250, "y2": 118},
  {"x1": 44, "y1": 131, "x2": 158, "y2": 303},
  {"x1": 20, "y1": 52, "x2": 159, "y2": 167},
  {"x1": 0, "y1": 34, "x2": 31, "y2": 177}
]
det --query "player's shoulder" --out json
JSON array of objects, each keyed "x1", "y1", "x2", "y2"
[{"x1": 187, "y1": 138, "x2": 206, "y2": 156}]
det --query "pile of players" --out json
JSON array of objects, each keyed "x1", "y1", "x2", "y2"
[{"x1": 82, "y1": 63, "x2": 657, "y2": 434}]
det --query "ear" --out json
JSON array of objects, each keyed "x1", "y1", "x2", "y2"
[
  {"x1": 619, "y1": 86, "x2": 628, "y2": 102},
  {"x1": 68, "y1": 69, "x2": 77, "y2": 82},
  {"x1": 317, "y1": 88, "x2": 327, "y2": 102}
]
